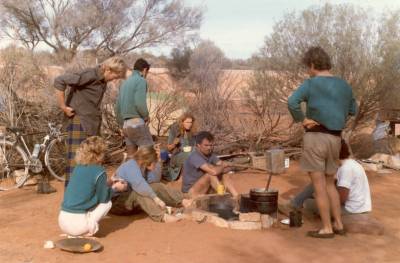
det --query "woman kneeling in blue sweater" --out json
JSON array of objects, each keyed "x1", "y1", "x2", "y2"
[{"x1": 58, "y1": 136, "x2": 126, "y2": 237}]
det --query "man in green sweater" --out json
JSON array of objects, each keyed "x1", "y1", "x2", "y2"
[
  {"x1": 115, "y1": 58, "x2": 153, "y2": 155},
  {"x1": 288, "y1": 46, "x2": 357, "y2": 238}
]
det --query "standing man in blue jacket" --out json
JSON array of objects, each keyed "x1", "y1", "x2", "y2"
[
  {"x1": 115, "y1": 58, "x2": 153, "y2": 156},
  {"x1": 288, "y1": 46, "x2": 357, "y2": 238}
]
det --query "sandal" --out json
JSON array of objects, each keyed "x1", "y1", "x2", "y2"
[
  {"x1": 307, "y1": 230, "x2": 334, "y2": 239},
  {"x1": 333, "y1": 227, "x2": 347, "y2": 236}
]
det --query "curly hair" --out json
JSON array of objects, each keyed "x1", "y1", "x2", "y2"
[
  {"x1": 101, "y1": 56, "x2": 128, "y2": 76},
  {"x1": 75, "y1": 136, "x2": 107, "y2": 165},
  {"x1": 302, "y1": 46, "x2": 332, "y2": 70},
  {"x1": 133, "y1": 145, "x2": 158, "y2": 168},
  {"x1": 178, "y1": 112, "x2": 196, "y2": 136}
]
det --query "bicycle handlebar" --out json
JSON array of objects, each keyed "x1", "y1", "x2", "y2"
[{"x1": 5, "y1": 123, "x2": 62, "y2": 137}]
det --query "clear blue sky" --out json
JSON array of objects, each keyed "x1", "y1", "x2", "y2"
[{"x1": 185, "y1": 0, "x2": 400, "y2": 59}]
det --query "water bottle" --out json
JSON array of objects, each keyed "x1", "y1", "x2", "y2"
[{"x1": 32, "y1": 144, "x2": 41, "y2": 158}]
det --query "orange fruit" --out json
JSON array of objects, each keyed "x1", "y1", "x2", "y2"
[{"x1": 83, "y1": 243, "x2": 92, "y2": 251}]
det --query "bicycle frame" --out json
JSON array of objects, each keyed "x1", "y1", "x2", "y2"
[
  {"x1": 10, "y1": 123, "x2": 61, "y2": 159},
  {"x1": 0, "y1": 123, "x2": 66, "y2": 190},
  {"x1": 15, "y1": 133, "x2": 34, "y2": 159},
  {"x1": 0, "y1": 136, "x2": 7, "y2": 163}
]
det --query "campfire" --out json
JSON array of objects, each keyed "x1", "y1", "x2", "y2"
[{"x1": 185, "y1": 192, "x2": 277, "y2": 230}]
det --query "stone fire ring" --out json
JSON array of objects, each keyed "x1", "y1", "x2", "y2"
[{"x1": 183, "y1": 194, "x2": 275, "y2": 230}]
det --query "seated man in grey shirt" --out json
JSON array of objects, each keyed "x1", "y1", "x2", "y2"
[{"x1": 182, "y1": 131, "x2": 239, "y2": 198}]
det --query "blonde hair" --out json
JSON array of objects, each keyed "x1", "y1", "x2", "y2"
[
  {"x1": 75, "y1": 136, "x2": 107, "y2": 165},
  {"x1": 131, "y1": 145, "x2": 158, "y2": 168},
  {"x1": 101, "y1": 56, "x2": 127, "y2": 75}
]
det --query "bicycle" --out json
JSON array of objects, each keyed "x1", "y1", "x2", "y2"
[{"x1": 0, "y1": 123, "x2": 67, "y2": 191}]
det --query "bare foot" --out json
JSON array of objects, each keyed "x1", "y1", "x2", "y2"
[
  {"x1": 163, "y1": 214, "x2": 182, "y2": 223},
  {"x1": 181, "y1": 198, "x2": 194, "y2": 208},
  {"x1": 332, "y1": 221, "x2": 344, "y2": 231},
  {"x1": 319, "y1": 228, "x2": 334, "y2": 234}
]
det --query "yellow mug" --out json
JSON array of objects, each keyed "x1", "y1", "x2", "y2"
[{"x1": 217, "y1": 184, "x2": 225, "y2": 195}]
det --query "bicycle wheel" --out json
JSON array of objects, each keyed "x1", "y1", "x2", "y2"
[
  {"x1": 45, "y1": 135, "x2": 67, "y2": 181},
  {"x1": 0, "y1": 139, "x2": 30, "y2": 190}
]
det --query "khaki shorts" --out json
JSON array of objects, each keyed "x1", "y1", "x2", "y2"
[{"x1": 300, "y1": 132, "x2": 341, "y2": 175}]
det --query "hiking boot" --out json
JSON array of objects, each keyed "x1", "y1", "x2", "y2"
[{"x1": 37, "y1": 180, "x2": 57, "y2": 194}]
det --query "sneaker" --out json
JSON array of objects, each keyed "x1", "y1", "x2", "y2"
[{"x1": 162, "y1": 214, "x2": 182, "y2": 223}]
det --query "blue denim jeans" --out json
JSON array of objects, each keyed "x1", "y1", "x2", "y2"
[{"x1": 292, "y1": 183, "x2": 314, "y2": 209}]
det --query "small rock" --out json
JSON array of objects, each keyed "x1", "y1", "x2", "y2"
[
  {"x1": 43, "y1": 240, "x2": 55, "y2": 249},
  {"x1": 195, "y1": 198, "x2": 210, "y2": 210},
  {"x1": 24, "y1": 177, "x2": 38, "y2": 186},
  {"x1": 208, "y1": 215, "x2": 229, "y2": 228},
  {"x1": 260, "y1": 214, "x2": 274, "y2": 229},
  {"x1": 228, "y1": 220, "x2": 262, "y2": 230},
  {"x1": 361, "y1": 163, "x2": 380, "y2": 172},
  {"x1": 239, "y1": 212, "x2": 261, "y2": 222},
  {"x1": 191, "y1": 209, "x2": 218, "y2": 222}
]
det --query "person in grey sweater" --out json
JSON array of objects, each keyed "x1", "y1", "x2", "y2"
[{"x1": 54, "y1": 57, "x2": 127, "y2": 186}]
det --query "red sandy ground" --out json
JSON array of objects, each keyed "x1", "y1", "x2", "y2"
[{"x1": 1, "y1": 161, "x2": 400, "y2": 263}]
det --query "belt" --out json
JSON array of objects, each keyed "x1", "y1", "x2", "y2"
[{"x1": 306, "y1": 125, "x2": 341, "y2": 137}]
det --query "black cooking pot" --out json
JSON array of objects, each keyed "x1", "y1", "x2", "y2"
[
  {"x1": 209, "y1": 195, "x2": 236, "y2": 207},
  {"x1": 239, "y1": 194, "x2": 253, "y2": 213},
  {"x1": 249, "y1": 188, "x2": 279, "y2": 203},
  {"x1": 207, "y1": 195, "x2": 238, "y2": 220},
  {"x1": 208, "y1": 202, "x2": 238, "y2": 220},
  {"x1": 249, "y1": 200, "x2": 277, "y2": 214}
]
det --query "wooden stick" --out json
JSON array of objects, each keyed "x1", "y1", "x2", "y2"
[
  {"x1": 265, "y1": 173, "x2": 272, "y2": 191},
  {"x1": 217, "y1": 153, "x2": 248, "y2": 159},
  {"x1": 227, "y1": 163, "x2": 268, "y2": 172}
]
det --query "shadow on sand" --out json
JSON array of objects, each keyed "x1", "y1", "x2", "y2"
[{"x1": 96, "y1": 212, "x2": 148, "y2": 237}]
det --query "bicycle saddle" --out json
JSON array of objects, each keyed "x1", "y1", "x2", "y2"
[{"x1": 7, "y1": 127, "x2": 24, "y2": 133}]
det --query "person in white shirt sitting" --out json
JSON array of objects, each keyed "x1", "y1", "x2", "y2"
[{"x1": 286, "y1": 139, "x2": 372, "y2": 216}]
